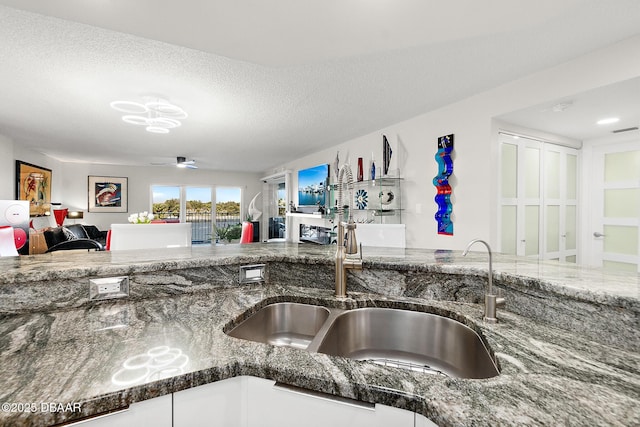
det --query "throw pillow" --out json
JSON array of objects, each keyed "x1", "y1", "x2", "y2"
[{"x1": 62, "y1": 227, "x2": 78, "y2": 241}]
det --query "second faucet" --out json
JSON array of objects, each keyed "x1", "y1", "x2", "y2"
[{"x1": 462, "y1": 239, "x2": 505, "y2": 323}]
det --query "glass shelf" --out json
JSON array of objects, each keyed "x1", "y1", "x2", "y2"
[{"x1": 328, "y1": 176, "x2": 403, "y2": 224}]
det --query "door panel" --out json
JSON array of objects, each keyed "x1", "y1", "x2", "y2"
[
  {"x1": 524, "y1": 205, "x2": 539, "y2": 256},
  {"x1": 592, "y1": 142, "x2": 640, "y2": 273}
]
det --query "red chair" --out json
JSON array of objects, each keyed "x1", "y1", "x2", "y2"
[{"x1": 240, "y1": 221, "x2": 254, "y2": 244}]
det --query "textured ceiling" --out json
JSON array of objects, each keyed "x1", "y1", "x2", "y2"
[{"x1": 1, "y1": 1, "x2": 640, "y2": 172}]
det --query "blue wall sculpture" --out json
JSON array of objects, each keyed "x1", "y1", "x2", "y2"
[{"x1": 433, "y1": 134, "x2": 454, "y2": 235}]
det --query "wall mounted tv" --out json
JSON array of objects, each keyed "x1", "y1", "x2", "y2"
[{"x1": 297, "y1": 164, "x2": 329, "y2": 209}]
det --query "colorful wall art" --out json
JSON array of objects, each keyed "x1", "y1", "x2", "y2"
[
  {"x1": 88, "y1": 176, "x2": 128, "y2": 213},
  {"x1": 15, "y1": 160, "x2": 52, "y2": 217},
  {"x1": 433, "y1": 134, "x2": 454, "y2": 235}
]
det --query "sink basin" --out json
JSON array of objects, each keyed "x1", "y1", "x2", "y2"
[
  {"x1": 315, "y1": 308, "x2": 499, "y2": 379},
  {"x1": 227, "y1": 303, "x2": 330, "y2": 350},
  {"x1": 226, "y1": 302, "x2": 499, "y2": 379}
]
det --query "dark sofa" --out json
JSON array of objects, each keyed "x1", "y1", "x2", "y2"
[{"x1": 43, "y1": 224, "x2": 107, "y2": 252}]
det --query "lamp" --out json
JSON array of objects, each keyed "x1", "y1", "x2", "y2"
[
  {"x1": 67, "y1": 211, "x2": 84, "y2": 224},
  {"x1": 53, "y1": 208, "x2": 68, "y2": 227}
]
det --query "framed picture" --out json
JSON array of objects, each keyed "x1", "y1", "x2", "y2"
[
  {"x1": 88, "y1": 176, "x2": 128, "y2": 213},
  {"x1": 15, "y1": 160, "x2": 52, "y2": 217}
]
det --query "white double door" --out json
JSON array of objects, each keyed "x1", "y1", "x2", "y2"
[{"x1": 499, "y1": 134, "x2": 578, "y2": 262}]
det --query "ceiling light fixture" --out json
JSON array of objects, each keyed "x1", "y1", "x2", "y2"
[
  {"x1": 596, "y1": 117, "x2": 620, "y2": 125},
  {"x1": 110, "y1": 99, "x2": 187, "y2": 134}
]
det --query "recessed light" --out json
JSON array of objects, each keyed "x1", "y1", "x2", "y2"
[{"x1": 597, "y1": 117, "x2": 620, "y2": 125}]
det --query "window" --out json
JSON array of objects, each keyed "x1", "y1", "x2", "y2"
[
  {"x1": 186, "y1": 187, "x2": 213, "y2": 244},
  {"x1": 151, "y1": 185, "x2": 215, "y2": 244},
  {"x1": 152, "y1": 186, "x2": 180, "y2": 220},
  {"x1": 215, "y1": 187, "x2": 242, "y2": 242}
]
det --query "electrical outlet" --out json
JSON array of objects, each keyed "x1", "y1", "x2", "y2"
[
  {"x1": 89, "y1": 276, "x2": 129, "y2": 301},
  {"x1": 239, "y1": 264, "x2": 266, "y2": 284},
  {"x1": 98, "y1": 282, "x2": 121, "y2": 294}
]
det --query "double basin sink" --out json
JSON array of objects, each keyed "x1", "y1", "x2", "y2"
[{"x1": 226, "y1": 302, "x2": 499, "y2": 379}]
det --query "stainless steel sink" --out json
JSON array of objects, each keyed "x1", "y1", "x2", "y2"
[
  {"x1": 226, "y1": 303, "x2": 499, "y2": 379},
  {"x1": 315, "y1": 308, "x2": 499, "y2": 379},
  {"x1": 227, "y1": 302, "x2": 330, "y2": 350}
]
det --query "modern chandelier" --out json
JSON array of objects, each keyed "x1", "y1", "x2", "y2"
[{"x1": 110, "y1": 99, "x2": 188, "y2": 134}]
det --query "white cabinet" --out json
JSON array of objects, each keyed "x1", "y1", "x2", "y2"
[
  {"x1": 246, "y1": 377, "x2": 413, "y2": 427},
  {"x1": 173, "y1": 376, "x2": 417, "y2": 427},
  {"x1": 173, "y1": 377, "x2": 247, "y2": 427},
  {"x1": 68, "y1": 377, "x2": 435, "y2": 427},
  {"x1": 67, "y1": 394, "x2": 172, "y2": 427},
  {"x1": 416, "y1": 412, "x2": 439, "y2": 427}
]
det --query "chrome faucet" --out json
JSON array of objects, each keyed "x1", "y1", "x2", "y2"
[
  {"x1": 335, "y1": 164, "x2": 362, "y2": 298},
  {"x1": 462, "y1": 239, "x2": 505, "y2": 323}
]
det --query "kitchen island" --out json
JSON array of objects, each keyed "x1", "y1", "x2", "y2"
[{"x1": 0, "y1": 244, "x2": 638, "y2": 426}]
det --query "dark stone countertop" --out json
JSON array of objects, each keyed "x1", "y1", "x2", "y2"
[{"x1": 0, "y1": 244, "x2": 638, "y2": 426}]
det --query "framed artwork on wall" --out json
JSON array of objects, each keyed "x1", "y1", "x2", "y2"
[
  {"x1": 15, "y1": 160, "x2": 52, "y2": 217},
  {"x1": 88, "y1": 176, "x2": 128, "y2": 213}
]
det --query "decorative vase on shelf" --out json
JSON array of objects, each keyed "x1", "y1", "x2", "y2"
[
  {"x1": 357, "y1": 157, "x2": 363, "y2": 181},
  {"x1": 383, "y1": 134, "x2": 393, "y2": 176},
  {"x1": 370, "y1": 153, "x2": 376, "y2": 181}
]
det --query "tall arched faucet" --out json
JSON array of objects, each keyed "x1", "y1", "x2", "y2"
[
  {"x1": 335, "y1": 164, "x2": 362, "y2": 298},
  {"x1": 462, "y1": 239, "x2": 505, "y2": 323}
]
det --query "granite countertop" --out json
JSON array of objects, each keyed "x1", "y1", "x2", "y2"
[
  {"x1": 0, "y1": 244, "x2": 639, "y2": 426},
  {"x1": 1, "y1": 243, "x2": 638, "y2": 301}
]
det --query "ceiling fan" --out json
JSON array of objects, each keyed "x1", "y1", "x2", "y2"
[{"x1": 151, "y1": 156, "x2": 198, "y2": 169}]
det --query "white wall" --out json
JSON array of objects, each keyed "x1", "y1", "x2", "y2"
[
  {"x1": 272, "y1": 35, "x2": 640, "y2": 250},
  {"x1": 0, "y1": 134, "x2": 14, "y2": 200}
]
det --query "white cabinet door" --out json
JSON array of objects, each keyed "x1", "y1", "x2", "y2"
[
  {"x1": 246, "y1": 377, "x2": 413, "y2": 427},
  {"x1": 415, "y1": 412, "x2": 439, "y2": 427},
  {"x1": 173, "y1": 376, "x2": 417, "y2": 427},
  {"x1": 173, "y1": 377, "x2": 247, "y2": 427},
  {"x1": 67, "y1": 394, "x2": 172, "y2": 427}
]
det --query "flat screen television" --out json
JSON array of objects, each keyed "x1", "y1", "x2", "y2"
[{"x1": 297, "y1": 164, "x2": 329, "y2": 209}]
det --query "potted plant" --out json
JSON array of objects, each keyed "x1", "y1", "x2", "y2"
[{"x1": 216, "y1": 223, "x2": 242, "y2": 244}]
